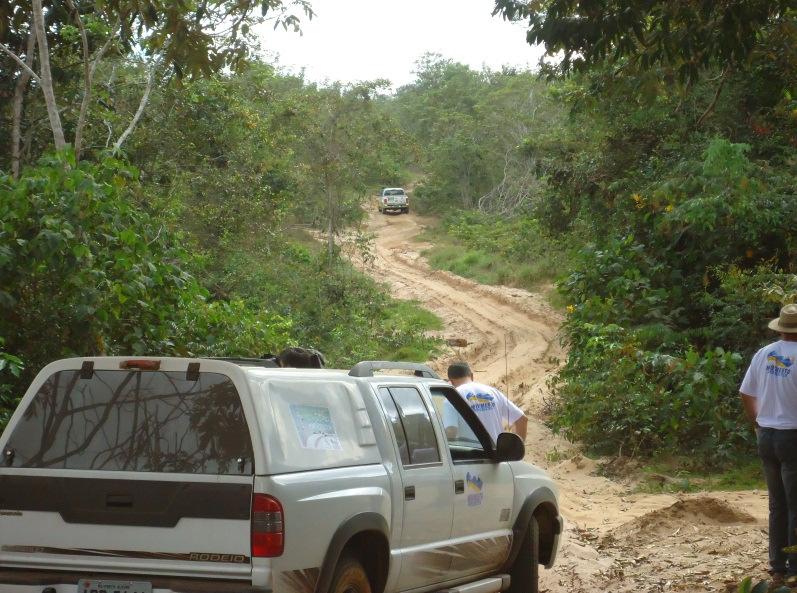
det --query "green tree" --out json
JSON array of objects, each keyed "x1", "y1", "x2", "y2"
[
  {"x1": 1, "y1": 0, "x2": 313, "y2": 163},
  {"x1": 294, "y1": 81, "x2": 406, "y2": 258},
  {"x1": 0, "y1": 152, "x2": 291, "y2": 395},
  {"x1": 493, "y1": 0, "x2": 795, "y2": 84}
]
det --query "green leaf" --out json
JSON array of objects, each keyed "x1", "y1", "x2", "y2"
[
  {"x1": 737, "y1": 575, "x2": 752, "y2": 593},
  {"x1": 119, "y1": 229, "x2": 138, "y2": 246}
]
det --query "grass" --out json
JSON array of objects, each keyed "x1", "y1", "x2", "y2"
[
  {"x1": 634, "y1": 457, "x2": 766, "y2": 493},
  {"x1": 417, "y1": 213, "x2": 570, "y2": 296},
  {"x1": 376, "y1": 300, "x2": 444, "y2": 361},
  {"x1": 423, "y1": 240, "x2": 566, "y2": 290}
]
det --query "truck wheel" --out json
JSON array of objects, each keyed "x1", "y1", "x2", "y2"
[
  {"x1": 509, "y1": 516, "x2": 539, "y2": 593},
  {"x1": 402, "y1": 207, "x2": 409, "y2": 214},
  {"x1": 330, "y1": 555, "x2": 372, "y2": 593}
]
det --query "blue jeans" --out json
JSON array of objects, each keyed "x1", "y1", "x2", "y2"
[{"x1": 758, "y1": 427, "x2": 797, "y2": 575}]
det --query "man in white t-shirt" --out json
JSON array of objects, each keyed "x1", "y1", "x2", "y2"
[
  {"x1": 445, "y1": 361, "x2": 527, "y2": 443},
  {"x1": 740, "y1": 304, "x2": 797, "y2": 581}
]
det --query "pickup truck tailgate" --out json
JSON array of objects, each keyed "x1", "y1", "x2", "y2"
[{"x1": 0, "y1": 362, "x2": 256, "y2": 582}]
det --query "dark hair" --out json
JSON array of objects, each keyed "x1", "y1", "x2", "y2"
[
  {"x1": 278, "y1": 347, "x2": 326, "y2": 369},
  {"x1": 447, "y1": 362, "x2": 472, "y2": 380}
]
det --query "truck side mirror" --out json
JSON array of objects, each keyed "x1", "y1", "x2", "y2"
[{"x1": 495, "y1": 432, "x2": 525, "y2": 462}]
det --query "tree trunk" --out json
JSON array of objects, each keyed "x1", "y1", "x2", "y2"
[
  {"x1": 71, "y1": 7, "x2": 119, "y2": 161},
  {"x1": 32, "y1": 0, "x2": 66, "y2": 151},
  {"x1": 326, "y1": 181, "x2": 335, "y2": 261},
  {"x1": 11, "y1": 31, "x2": 36, "y2": 179},
  {"x1": 70, "y1": 0, "x2": 91, "y2": 161}
]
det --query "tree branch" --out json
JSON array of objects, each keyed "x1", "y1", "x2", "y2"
[
  {"x1": 11, "y1": 30, "x2": 37, "y2": 179},
  {"x1": 0, "y1": 41, "x2": 41, "y2": 84},
  {"x1": 90, "y1": 19, "x2": 120, "y2": 79},
  {"x1": 67, "y1": 0, "x2": 121, "y2": 161},
  {"x1": 696, "y1": 66, "x2": 730, "y2": 127},
  {"x1": 66, "y1": 0, "x2": 91, "y2": 160},
  {"x1": 32, "y1": 0, "x2": 67, "y2": 151},
  {"x1": 113, "y1": 63, "x2": 155, "y2": 153}
]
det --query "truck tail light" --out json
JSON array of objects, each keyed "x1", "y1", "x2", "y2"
[
  {"x1": 120, "y1": 359, "x2": 160, "y2": 370},
  {"x1": 251, "y1": 494, "x2": 284, "y2": 557}
]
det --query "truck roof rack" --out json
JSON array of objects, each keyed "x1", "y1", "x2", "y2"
[
  {"x1": 205, "y1": 357, "x2": 280, "y2": 368},
  {"x1": 349, "y1": 361, "x2": 440, "y2": 379}
]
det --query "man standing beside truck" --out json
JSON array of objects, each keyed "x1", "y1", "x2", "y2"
[
  {"x1": 446, "y1": 361, "x2": 528, "y2": 442},
  {"x1": 740, "y1": 304, "x2": 797, "y2": 582}
]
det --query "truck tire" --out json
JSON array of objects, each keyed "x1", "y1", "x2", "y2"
[
  {"x1": 330, "y1": 555, "x2": 372, "y2": 593},
  {"x1": 509, "y1": 516, "x2": 539, "y2": 593},
  {"x1": 402, "y1": 207, "x2": 409, "y2": 214}
]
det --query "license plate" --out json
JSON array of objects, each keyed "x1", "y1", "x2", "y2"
[{"x1": 76, "y1": 579, "x2": 152, "y2": 593}]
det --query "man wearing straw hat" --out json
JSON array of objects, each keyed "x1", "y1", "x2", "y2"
[{"x1": 741, "y1": 304, "x2": 797, "y2": 581}]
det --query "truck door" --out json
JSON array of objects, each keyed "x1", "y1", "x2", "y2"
[
  {"x1": 429, "y1": 386, "x2": 515, "y2": 579},
  {"x1": 376, "y1": 386, "x2": 455, "y2": 590}
]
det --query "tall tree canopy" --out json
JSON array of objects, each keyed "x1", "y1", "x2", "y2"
[{"x1": 493, "y1": 1, "x2": 796, "y2": 83}]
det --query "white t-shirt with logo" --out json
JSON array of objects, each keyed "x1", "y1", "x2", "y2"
[
  {"x1": 740, "y1": 340, "x2": 797, "y2": 429},
  {"x1": 448, "y1": 381, "x2": 524, "y2": 441}
]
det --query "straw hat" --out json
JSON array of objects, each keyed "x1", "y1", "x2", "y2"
[{"x1": 768, "y1": 304, "x2": 797, "y2": 333}]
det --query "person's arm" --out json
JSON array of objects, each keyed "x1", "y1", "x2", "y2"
[
  {"x1": 441, "y1": 399, "x2": 459, "y2": 439},
  {"x1": 511, "y1": 414, "x2": 528, "y2": 441},
  {"x1": 739, "y1": 352, "x2": 760, "y2": 429},
  {"x1": 496, "y1": 388, "x2": 527, "y2": 440},
  {"x1": 740, "y1": 392, "x2": 758, "y2": 427}
]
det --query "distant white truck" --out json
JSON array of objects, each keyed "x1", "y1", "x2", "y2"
[
  {"x1": 377, "y1": 188, "x2": 409, "y2": 214},
  {"x1": 0, "y1": 357, "x2": 562, "y2": 593}
]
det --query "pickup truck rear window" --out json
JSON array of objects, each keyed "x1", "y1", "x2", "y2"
[{"x1": 3, "y1": 369, "x2": 254, "y2": 474}]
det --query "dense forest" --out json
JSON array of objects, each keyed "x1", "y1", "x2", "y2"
[
  {"x1": 0, "y1": 0, "x2": 438, "y2": 429},
  {"x1": 394, "y1": 2, "x2": 797, "y2": 466},
  {"x1": 2, "y1": 1, "x2": 797, "y2": 470}
]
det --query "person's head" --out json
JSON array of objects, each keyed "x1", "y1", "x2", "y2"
[
  {"x1": 278, "y1": 347, "x2": 326, "y2": 368},
  {"x1": 447, "y1": 361, "x2": 473, "y2": 387},
  {"x1": 769, "y1": 304, "x2": 797, "y2": 342}
]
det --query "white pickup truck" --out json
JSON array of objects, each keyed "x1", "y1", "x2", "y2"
[
  {"x1": 377, "y1": 188, "x2": 409, "y2": 214},
  {"x1": 0, "y1": 357, "x2": 561, "y2": 593}
]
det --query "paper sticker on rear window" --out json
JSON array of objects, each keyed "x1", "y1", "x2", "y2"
[{"x1": 290, "y1": 404, "x2": 342, "y2": 450}]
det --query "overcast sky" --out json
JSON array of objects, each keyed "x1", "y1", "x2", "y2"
[{"x1": 257, "y1": 0, "x2": 545, "y2": 88}]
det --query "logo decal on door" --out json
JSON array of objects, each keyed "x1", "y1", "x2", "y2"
[{"x1": 466, "y1": 472, "x2": 484, "y2": 507}]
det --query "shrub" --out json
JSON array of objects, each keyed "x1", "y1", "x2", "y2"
[
  {"x1": 553, "y1": 136, "x2": 797, "y2": 465},
  {"x1": 0, "y1": 152, "x2": 290, "y2": 402}
]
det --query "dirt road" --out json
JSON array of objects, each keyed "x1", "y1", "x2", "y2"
[{"x1": 350, "y1": 209, "x2": 771, "y2": 593}]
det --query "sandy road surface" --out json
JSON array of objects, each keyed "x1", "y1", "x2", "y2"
[{"x1": 346, "y1": 209, "x2": 771, "y2": 593}]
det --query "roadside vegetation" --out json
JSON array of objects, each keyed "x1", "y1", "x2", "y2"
[
  {"x1": 393, "y1": 5, "x2": 797, "y2": 469},
  {"x1": 0, "y1": 1, "x2": 439, "y2": 431},
  {"x1": 3, "y1": 1, "x2": 796, "y2": 473},
  {"x1": 419, "y1": 211, "x2": 568, "y2": 292}
]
